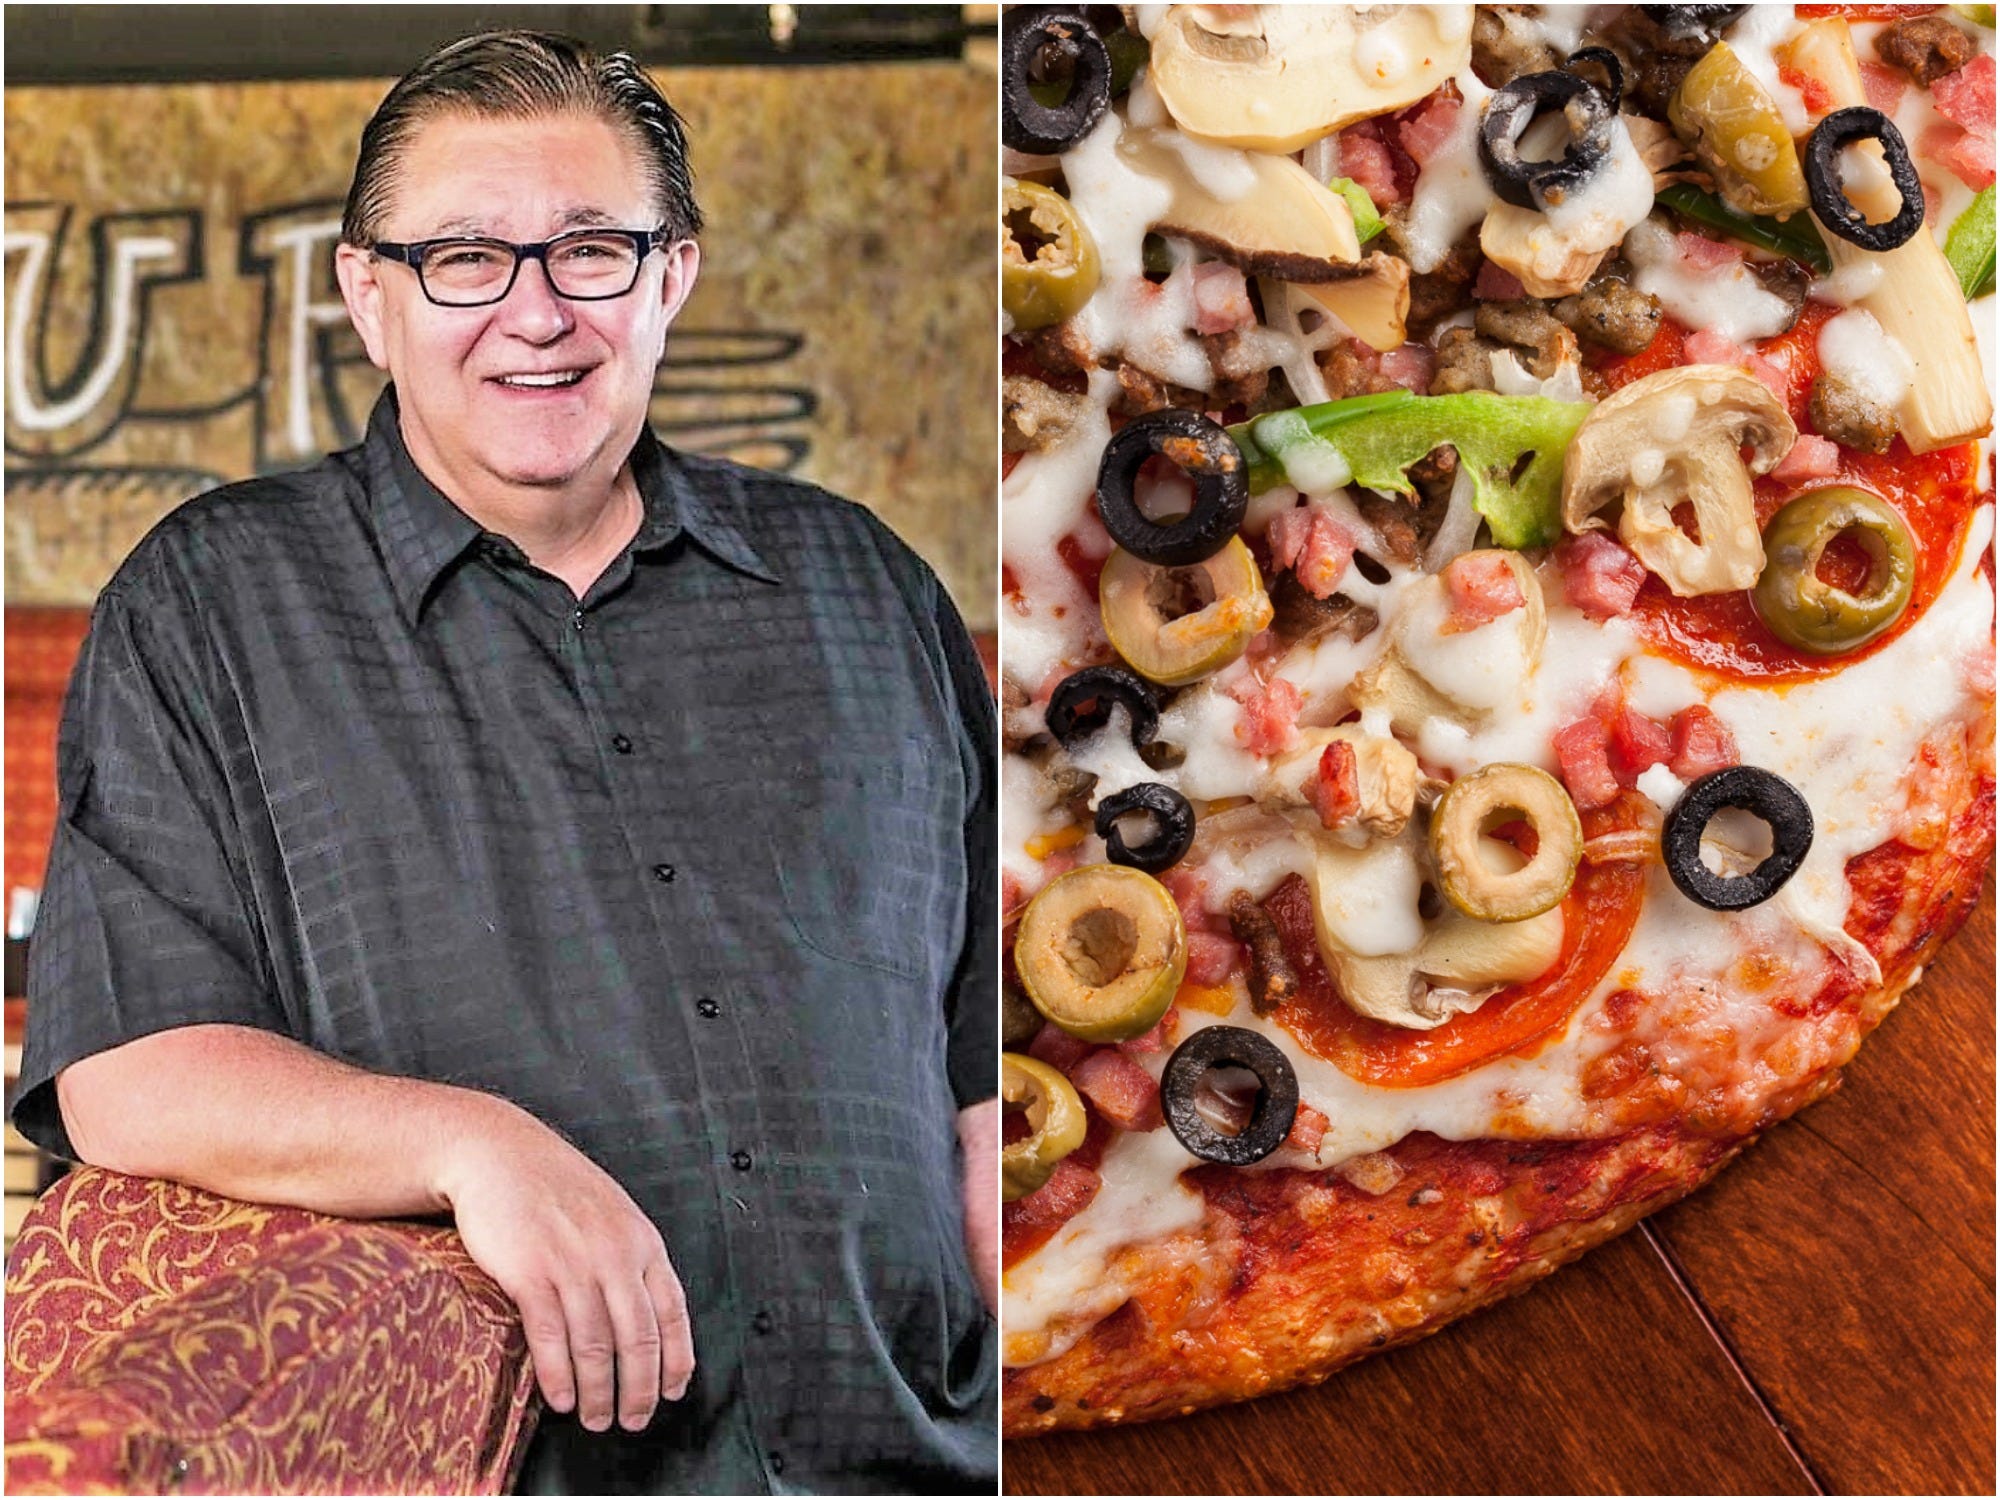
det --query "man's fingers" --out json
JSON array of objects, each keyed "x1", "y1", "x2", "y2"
[
  {"x1": 515, "y1": 1282, "x2": 577, "y2": 1416},
  {"x1": 644, "y1": 1259, "x2": 697, "y2": 1401},
  {"x1": 557, "y1": 1279, "x2": 621, "y2": 1433},
  {"x1": 604, "y1": 1272, "x2": 664, "y2": 1430}
]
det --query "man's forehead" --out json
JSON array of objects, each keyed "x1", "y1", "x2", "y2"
[{"x1": 390, "y1": 112, "x2": 654, "y2": 236}]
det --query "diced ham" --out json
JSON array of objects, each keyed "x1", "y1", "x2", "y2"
[
  {"x1": 1338, "y1": 120, "x2": 1404, "y2": 206},
  {"x1": 1746, "y1": 353, "x2": 1791, "y2": 405},
  {"x1": 1028, "y1": 1020, "x2": 1093, "y2": 1075},
  {"x1": 1268, "y1": 503, "x2": 1356, "y2": 598},
  {"x1": 1684, "y1": 327, "x2": 1750, "y2": 366},
  {"x1": 1118, "y1": 1007, "x2": 1181, "y2": 1055},
  {"x1": 1070, "y1": 1048, "x2": 1164, "y2": 1132},
  {"x1": 1184, "y1": 931, "x2": 1242, "y2": 986},
  {"x1": 1860, "y1": 60, "x2": 1909, "y2": 114},
  {"x1": 1677, "y1": 232, "x2": 1743, "y2": 271},
  {"x1": 1668, "y1": 705, "x2": 1740, "y2": 779},
  {"x1": 1772, "y1": 433, "x2": 1843, "y2": 485},
  {"x1": 1931, "y1": 54, "x2": 1995, "y2": 130},
  {"x1": 1190, "y1": 260, "x2": 1256, "y2": 335},
  {"x1": 1234, "y1": 676, "x2": 1304, "y2": 756},
  {"x1": 1923, "y1": 122, "x2": 1997, "y2": 188},
  {"x1": 1398, "y1": 90, "x2": 1462, "y2": 168},
  {"x1": 1553, "y1": 717, "x2": 1622, "y2": 810},
  {"x1": 1377, "y1": 342, "x2": 1436, "y2": 394},
  {"x1": 1010, "y1": 1154, "x2": 1100, "y2": 1229},
  {"x1": 1305, "y1": 740, "x2": 1361, "y2": 831},
  {"x1": 1557, "y1": 532, "x2": 1648, "y2": 620},
  {"x1": 1284, "y1": 1103, "x2": 1330, "y2": 1156},
  {"x1": 1473, "y1": 261, "x2": 1526, "y2": 301},
  {"x1": 1440, "y1": 552, "x2": 1526, "y2": 633},
  {"x1": 1162, "y1": 866, "x2": 1227, "y2": 935},
  {"x1": 1297, "y1": 510, "x2": 1357, "y2": 598},
  {"x1": 1608, "y1": 704, "x2": 1673, "y2": 783}
]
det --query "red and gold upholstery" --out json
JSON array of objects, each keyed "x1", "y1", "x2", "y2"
[{"x1": 4, "y1": 1166, "x2": 538, "y2": 1494}]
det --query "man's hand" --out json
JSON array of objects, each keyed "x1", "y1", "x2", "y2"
[
  {"x1": 435, "y1": 1096, "x2": 697, "y2": 1431},
  {"x1": 956, "y1": 1097, "x2": 1000, "y2": 1316}
]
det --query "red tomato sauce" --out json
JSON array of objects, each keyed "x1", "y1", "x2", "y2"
[
  {"x1": 1590, "y1": 311, "x2": 1986, "y2": 683},
  {"x1": 1263, "y1": 797, "x2": 1652, "y2": 1088}
]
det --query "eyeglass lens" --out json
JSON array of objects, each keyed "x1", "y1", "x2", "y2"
[{"x1": 420, "y1": 235, "x2": 643, "y2": 304}]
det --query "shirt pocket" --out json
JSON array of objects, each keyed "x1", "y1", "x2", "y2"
[{"x1": 769, "y1": 734, "x2": 960, "y2": 983}]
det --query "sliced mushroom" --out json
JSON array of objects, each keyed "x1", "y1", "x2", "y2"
[
  {"x1": 1120, "y1": 127, "x2": 1360, "y2": 280},
  {"x1": 1561, "y1": 365, "x2": 1797, "y2": 596},
  {"x1": 1309, "y1": 827, "x2": 1564, "y2": 1030},
  {"x1": 1777, "y1": 18, "x2": 1992, "y2": 454},
  {"x1": 1348, "y1": 550, "x2": 1547, "y2": 734},
  {"x1": 1480, "y1": 114, "x2": 1656, "y2": 299},
  {"x1": 1147, "y1": 5, "x2": 1475, "y2": 154},
  {"x1": 1261, "y1": 724, "x2": 1420, "y2": 843},
  {"x1": 1480, "y1": 202, "x2": 1615, "y2": 299},
  {"x1": 1288, "y1": 252, "x2": 1412, "y2": 353}
]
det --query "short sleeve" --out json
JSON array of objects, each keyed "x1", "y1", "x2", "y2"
[
  {"x1": 11, "y1": 586, "x2": 287, "y2": 1159},
  {"x1": 932, "y1": 584, "x2": 998, "y2": 1110}
]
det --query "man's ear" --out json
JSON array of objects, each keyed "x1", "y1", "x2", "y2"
[
  {"x1": 658, "y1": 240, "x2": 701, "y2": 326},
  {"x1": 334, "y1": 243, "x2": 393, "y2": 372}
]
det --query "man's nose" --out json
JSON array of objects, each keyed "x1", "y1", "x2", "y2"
[{"x1": 495, "y1": 253, "x2": 574, "y2": 339}]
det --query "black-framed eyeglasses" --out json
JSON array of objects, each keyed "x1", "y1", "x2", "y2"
[{"x1": 372, "y1": 226, "x2": 672, "y2": 307}]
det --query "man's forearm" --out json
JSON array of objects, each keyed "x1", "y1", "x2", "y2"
[{"x1": 57, "y1": 1022, "x2": 516, "y2": 1219}]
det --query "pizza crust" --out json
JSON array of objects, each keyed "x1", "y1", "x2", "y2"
[{"x1": 1004, "y1": 736, "x2": 1992, "y2": 1435}]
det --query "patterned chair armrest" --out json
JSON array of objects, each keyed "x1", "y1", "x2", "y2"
[{"x1": 4, "y1": 1167, "x2": 538, "y2": 1495}]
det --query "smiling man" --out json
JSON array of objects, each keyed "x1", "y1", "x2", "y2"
[{"x1": 11, "y1": 31, "x2": 997, "y2": 1496}]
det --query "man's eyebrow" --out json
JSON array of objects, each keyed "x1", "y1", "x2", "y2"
[{"x1": 421, "y1": 207, "x2": 626, "y2": 238}]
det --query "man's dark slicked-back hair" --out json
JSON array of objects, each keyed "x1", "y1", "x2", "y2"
[{"x1": 340, "y1": 30, "x2": 703, "y2": 247}]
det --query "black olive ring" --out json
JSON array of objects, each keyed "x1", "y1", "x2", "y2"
[
  {"x1": 1804, "y1": 107, "x2": 1926, "y2": 252},
  {"x1": 1478, "y1": 70, "x2": 1616, "y2": 213},
  {"x1": 1565, "y1": 46, "x2": 1625, "y2": 111},
  {"x1": 1094, "y1": 782, "x2": 1196, "y2": 874},
  {"x1": 1095, "y1": 408, "x2": 1249, "y2": 567},
  {"x1": 1640, "y1": 5, "x2": 1749, "y2": 39},
  {"x1": 1002, "y1": 8, "x2": 1112, "y2": 156},
  {"x1": 1047, "y1": 664, "x2": 1160, "y2": 749},
  {"x1": 1162, "y1": 1025, "x2": 1301, "y2": 1166},
  {"x1": 1662, "y1": 766, "x2": 1815, "y2": 912}
]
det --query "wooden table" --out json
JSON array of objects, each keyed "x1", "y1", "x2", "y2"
[{"x1": 1005, "y1": 879, "x2": 1994, "y2": 1496}]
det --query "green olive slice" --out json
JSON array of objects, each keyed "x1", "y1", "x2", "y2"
[
  {"x1": 1015, "y1": 863, "x2": 1187, "y2": 1042},
  {"x1": 1002, "y1": 1053, "x2": 1090, "y2": 1201},
  {"x1": 1429, "y1": 763, "x2": 1582, "y2": 923},
  {"x1": 1752, "y1": 487, "x2": 1916, "y2": 655},
  {"x1": 1099, "y1": 535, "x2": 1274, "y2": 687},
  {"x1": 1003, "y1": 179, "x2": 1102, "y2": 332}
]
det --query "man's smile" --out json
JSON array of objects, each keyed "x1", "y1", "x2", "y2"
[{"x1": 491, "y1": 367, "x2": 592, "y2": 390}]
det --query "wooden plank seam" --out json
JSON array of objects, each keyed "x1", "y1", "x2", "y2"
[{"x1": 1640, "y1": 1220, "x2": 1829, "y2": 1496}]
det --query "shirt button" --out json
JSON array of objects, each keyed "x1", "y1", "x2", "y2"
[
  {"x1": 751, "y1": 1308, "x2": 775, "y2": 1335},
  {"x1": 769, "y1": 1452, "x2": 785, "y2": 1476},
  {"x1": 696, "y1": 997, "x2": 719, "y2": 1018},
  {"x1": 611, "y1": 733, "x2": 633, "y2": 754},
  {"x1": 730, "y1": 1150, "x2": 753, "y2": 1172},
  {"x1": 571, "y1": 609, "x2": 586, "y2": 632},
  {"x1": 651, "y1": 863, "x2": 676, "y2": 884}
]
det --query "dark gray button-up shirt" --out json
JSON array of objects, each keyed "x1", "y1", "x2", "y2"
[{"x1": 14, "y1": 390, "x2": 997, "y2": 1495}]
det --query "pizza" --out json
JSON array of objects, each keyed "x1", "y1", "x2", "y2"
[{"x1": 996, "y1": 2, "x2": 1996, "y2": 1437}]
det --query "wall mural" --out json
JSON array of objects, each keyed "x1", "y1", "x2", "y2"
[{"x1": 3, "y1": 62, "x2": 996, "y2": 622}]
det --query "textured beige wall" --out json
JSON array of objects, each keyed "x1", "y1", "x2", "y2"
[{"x1": 3, "y1": 62, "x2": 997, "y2": 624}]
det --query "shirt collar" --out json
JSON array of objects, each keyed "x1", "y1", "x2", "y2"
[{"x1": 365, "y1": 387, "x2": 780, "y2": 626}]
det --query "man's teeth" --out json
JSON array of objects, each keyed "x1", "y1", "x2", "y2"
[{"x1": 499, "y1": 371, "x2": 584, "y2": 387}]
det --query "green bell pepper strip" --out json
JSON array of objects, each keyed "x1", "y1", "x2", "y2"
[
  {"x1": 1655, "y1": 183, "x2": 1832, "y2": 274},
  {"x1": 1944, "y1": 185, "x2": 1995, "y2": 302},
  {"x1": 1229, "y1": 391, "x2": 1592, "y2": 551},
  {"x1": 1326, "y1": 177, "x2": 1386, "y2": 245}
]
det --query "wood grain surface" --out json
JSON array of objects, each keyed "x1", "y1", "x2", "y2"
[{"x1": 1003, "y1": 878, "x2": 1995, "y2": 1497}]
